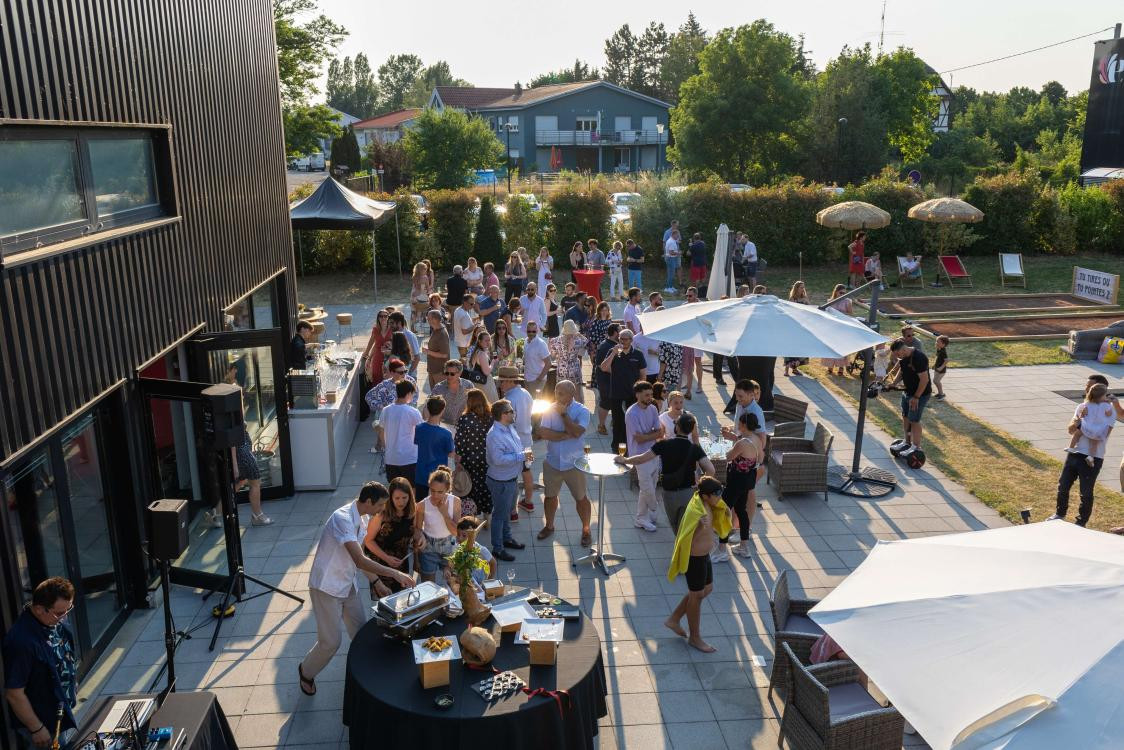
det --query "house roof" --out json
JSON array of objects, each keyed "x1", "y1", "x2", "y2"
[
  {"x1": 477, "y1": 81, "x2": 599, "y2": 108},
  {"x1": 433, "y1": 86, "x2": 518, "y2": 108},
  {"x1": 352, "y1": 108, "x2": 420, "y2": 129},
  {"x1": 434, "y1": 80, "x2": 671, "y2": 112}
]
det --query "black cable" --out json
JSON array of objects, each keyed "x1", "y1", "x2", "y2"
[{"x1": 940, "y1": 26, "x2": 1114, "y2": 75}]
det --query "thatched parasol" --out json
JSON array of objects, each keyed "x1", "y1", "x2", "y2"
[
  {"x1": 907, "y1": 197, "x2": 983, "y2": 224},
  {"x1": 815, "y1": 201, "x2": 892, "y2": 230}
]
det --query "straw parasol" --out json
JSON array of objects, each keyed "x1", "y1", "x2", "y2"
[
  {"x1": 907, "y1": 197, "x2": 983, "y2": 223},
  {"x1": 815, "y1": 201, "x2": 892, "y2": 230}
]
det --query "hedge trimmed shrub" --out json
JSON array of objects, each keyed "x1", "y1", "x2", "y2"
[
  {"x1": 426, "y1": 189, "x2": 476, "y2": 267},
  {"x1": 546, "y1": 186, "x2": 612, "y2": 268},
  {"x1": 372, "y1": 191, "x2": 422, "y2": 273},
  {"x1": 1058, "y1": 183, "x2": 1124, "y2": 255},
  {"x1": 962, "y1": 172, "x2": 1052, "y2": 254},
  {"x1": 502, "y1": 195, "x2": 548, "y2": 254}
]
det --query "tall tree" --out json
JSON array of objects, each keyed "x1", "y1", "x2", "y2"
[
  {"x1": 660, "y1": 13, "x2": 708, "y2": 103},
  {"x1": 634, "y1": 21, "x2": 670, "y2": 97},
  {"x1": 378, "y1": 54, "x2": 424, "y2": 112},
  {"x1": 669, "y1": 21, "x2": 811, "y2": 183},
  {"x1": 603, "y1": 24, "x2": 637, "y2": 88},
  {"x1": 401, "y1": 107, "x2": 505, "y2": 189},
  {"x1": 529, "y1": 59, "x2": 599, "y2": 88},
  {"x1": 329, "y1": 126, "x2": 361, "y2": 170},
  {"x1": 405, "y1": 60, "x2": 470, "y2": 107},
  {"x1": 273, "y1": 0, "x2": 346, "y2": 106},
  {"x1": 284, "y1": 104, "x2": 343, "y2": 154},
  {"x1": 351, "y1": 54, "x2": 379, "y2": 117}
]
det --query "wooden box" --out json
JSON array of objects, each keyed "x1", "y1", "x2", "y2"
[
  {"x1": 412, "y1": 635, "x2": 460, "y2": 689},
  {"x1": 483, "y1": 579, "x2": 504, "y2": 600},
  {"x1": 419, "y1": 658, "x2": 450, "y2": 689},
  {"x1": 529, "y1": 639, "x2": 557, "y2": 666}
]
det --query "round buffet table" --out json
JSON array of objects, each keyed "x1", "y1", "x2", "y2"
[{"x1": 343, "y1": 602, "x2": 608, "y2": 750}]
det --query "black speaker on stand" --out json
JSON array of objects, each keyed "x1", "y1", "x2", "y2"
[
  {"x1": 199, "y1": 384, "x2": 303, "y2": 651},
  {"x1": 145, "y1": 498, "x2": 193, "y2": 695}
]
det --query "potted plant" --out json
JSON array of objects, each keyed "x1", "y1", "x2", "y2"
[{"x1": 446, "y1": 525, "x2": 492, "y2": 625}]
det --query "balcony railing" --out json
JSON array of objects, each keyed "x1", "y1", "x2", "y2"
[{"x1": 534, "y1": 130, "x2": 667, "y2": 147}]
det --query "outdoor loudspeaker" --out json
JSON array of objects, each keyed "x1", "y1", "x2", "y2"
[
  {"x1": 147, "y1": 499, "x2": 189, "y2": 561},
  {"x1": 202, "y1": 383, "x2": 244, "y2": 449}
]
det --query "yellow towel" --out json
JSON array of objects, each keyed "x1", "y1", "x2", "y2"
[{"x1": 667, "y1": 493, "x2": 733, "y2": 582}]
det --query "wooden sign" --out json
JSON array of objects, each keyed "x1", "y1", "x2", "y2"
[{"x1": 1072, "y1": 266, "x2": 1120, "y2": 305}]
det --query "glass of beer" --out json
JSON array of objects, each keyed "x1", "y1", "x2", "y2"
[
  {"x1": 583, "y1": 444, "x2": 591, "y2": 455},
  {"x1": 617, "y1": 443, "x2": 627, "y2": 457}
]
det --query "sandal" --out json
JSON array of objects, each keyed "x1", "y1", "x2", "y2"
[
  {"x1": 537, "y1": 526, "x2": 554, "y2": 540},
  {"x1": 597, "y1": 425, "x2": 607, "y2": 435},
  {"x1": 580, "y1": 530, "x2": 592, "y2": 547},
  {"x1": 298, "y1": 663, "x2": 316, "y2": 696}
]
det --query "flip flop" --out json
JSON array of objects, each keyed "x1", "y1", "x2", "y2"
[
  {"x1": 537, "y1": 526, "x2": 554, "y2": 540},
  {"x1": 298, "y1": 663, "x2": 316, "y2": 696},
  {"x1": 580, "y1": 530, "x2": 592, "y2": 547}
]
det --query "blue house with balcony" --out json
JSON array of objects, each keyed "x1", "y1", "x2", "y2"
[{"x1": 428, "y1": 80, "x2": 670, "y2": 174}]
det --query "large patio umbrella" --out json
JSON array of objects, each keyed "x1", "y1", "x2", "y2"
[
  {"x1": 908, "y1": 197, "x2": 984, "y2": 286},
  {"x1": 815, "y1": 201, "x2": 891, "y2": 230},
  {"x1": 705, "y1": 223, "x2": 734, "y2": 300},
  {"x1": 809, "y1": 522, "x2": 1124, "y2": 750}
]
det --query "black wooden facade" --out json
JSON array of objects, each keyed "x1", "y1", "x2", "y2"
[{"x1": 0, "y1": 0, "x2": 297, "y2": 738}]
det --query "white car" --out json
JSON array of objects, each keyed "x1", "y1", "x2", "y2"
[
  {"x1": 610, "y1": 192, "x2": 640, "y2": 226},
  {"x1": 725, "y1": 183, "x2": 751, "y2": 193},
  {"x1": 508, "y1": 193, "x2": 541, "y2": 212}
]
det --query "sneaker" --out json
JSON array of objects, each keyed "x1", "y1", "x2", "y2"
[
  {"x1": 519, "y1": 498, "x2": 535, "y2": 512},
  {"x1": 733, "y1": 542, "x2": 753, "y2": 558},
  {"x1": 647, "y1": 510, "x2": 660, "y2": 527},
  {"x1": 251, "y1": 512, "x2": 274, "y2": 527},
  {"x1": 898, "y1": 444, "x2": 917, "y2": 458},
  {"x1": 510, "y1": 511, "x2": 519, "y2": 522},
  {"x1": 695, "y1": 385, "x2": 703, "y2": 393},
  {"x1": 1046, "y1": 514, "x2": 1063, "y2": 521},
  {"x1": 710, "y1": 546, "x2": 730, "y2": 563},
  {"x1": 934, "y1": 393, "x2": 946, "y2": 400},
  {"x1": 889, "y1": 438, "x2": 908, "y2": 451},
  {"x1": 634, "y1": 518, "x2": 657, "y2": 532},
  {"x1": 203, "y1": 510, "x2": 223, "y2": 529}
]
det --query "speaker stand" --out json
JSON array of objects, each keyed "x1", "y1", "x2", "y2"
[{"x1": 206, "y1": 564, "x2": 304, "y2": 650}]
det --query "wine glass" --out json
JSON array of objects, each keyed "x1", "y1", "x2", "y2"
[{"x1": 505, "y1": 567, "x2": 516, "y2": 590}]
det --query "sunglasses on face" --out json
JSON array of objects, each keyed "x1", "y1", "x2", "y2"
[
  {"x1": 445, "y1": 371, "x2": 458, "y2": 376},
  {"x1": 392, "y1": 368, "x2": 406, "y2": 374}
]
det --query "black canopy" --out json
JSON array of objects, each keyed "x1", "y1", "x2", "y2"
[{"x1": 289, "y1": 177, "x2": 396, "y2": 230}]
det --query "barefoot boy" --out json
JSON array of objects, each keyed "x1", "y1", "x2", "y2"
[{"x1": 665, "y1": 476, "x2": 730, "y2": 653}]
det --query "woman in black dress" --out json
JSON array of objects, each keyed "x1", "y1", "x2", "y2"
[
  {"x1": 362, "y1": 477, "x2": 423, "y2": 595},
  {"x1": 544, "y1": 283, "x2": 561, "y2": 338},
  {"x1": 454, "y1": 389, "x2": 493, "y2": 517}
]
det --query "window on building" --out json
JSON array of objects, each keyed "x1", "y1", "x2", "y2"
[
  {"x1": 576, "y1": 117, "x2": 597, "y2": 132},
  {"x1": 615, "y1": 147, "x2": 631, "y2": 169},
  {"x1": 0, "y1": 126, "x2": 174, "y2": 257}
]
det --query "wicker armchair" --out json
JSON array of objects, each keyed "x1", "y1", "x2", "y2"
[
  {"x1": 767, "y1": 423, "x2": 833, "y2": 501},
  {"x1": 768, "y1": 569, "x2": 824, "y2": 701},
  {"x1": 778, "y1": 643, "x2": 904, "y2": 750}
]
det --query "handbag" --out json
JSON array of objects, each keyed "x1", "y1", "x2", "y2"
[
  {"x1": 452, "y1": 465, "x2": 473, "y2": 497},
  {"x1": 464, "y1": 347, "x2": 488, "y2": 384}
]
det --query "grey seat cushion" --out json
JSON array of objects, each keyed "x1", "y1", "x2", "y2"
[
  {"x1": 783, "y1": 614, "x2": 824, "y2": 636},
  {"x1": 828, "y1": 683, "x2": 882, "y2": 721}
]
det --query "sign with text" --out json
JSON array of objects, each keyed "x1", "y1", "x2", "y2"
[{"x1": 1072, "y1": 266, "x2": 1120, "y2": 305}]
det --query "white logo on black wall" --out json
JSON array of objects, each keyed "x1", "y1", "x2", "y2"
[{"x1": 1098, "y1": 53, "x2": 1124, "y2": 85}]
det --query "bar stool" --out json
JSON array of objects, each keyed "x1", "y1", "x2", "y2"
[
  {"x1": 310, "y1": 320, "x2": 326, "y2": 343},
  {"x1": 336, "y1": 312, "x2": 353, "y2": 345}
]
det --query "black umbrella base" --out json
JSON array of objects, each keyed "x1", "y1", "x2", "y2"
[{"x1": 827, "y1": 465, "x2": 897, "y2": 498}]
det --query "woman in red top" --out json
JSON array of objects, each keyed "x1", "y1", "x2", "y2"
[
  {"x1": 364, "y1": 309, "x2": 392, "y2": 383},
  {"x1": 848, "y1": 231, "x2": 866, "y2": 289}
]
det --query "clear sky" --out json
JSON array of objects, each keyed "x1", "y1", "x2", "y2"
[{"x1": 317, "y1": 0, "x2": 1118, "y2": 97}]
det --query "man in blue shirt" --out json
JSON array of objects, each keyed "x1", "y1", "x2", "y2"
[
  {"x1": 3, "y1": 578, "x2": 78, "y2": 749},
  {"x1": 478, "y1": 284, "x2": 504, "y2": 334},
  {"x1": 562, "y1": 291, "x2": 589, "y2": 327},
  {"x1": 535, "y1": 380, "x2": 593, "y2": 546},
  {"x1": 414, "y1": 396, "x2": 454, "y2": 496},
  {"x1": 485, "y1": 399, "x2": 528, "y2": 561}
]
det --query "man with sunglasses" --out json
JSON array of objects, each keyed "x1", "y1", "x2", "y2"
[
  {"x1": 428, "y1": 361, "x2": 475, "y2": 432},
  {"x1": 522, "y1": 321, "x2": 551, "y2": 396},
  {"x1": 4, "y1": 577, "x2": 78, "y2": 749},
  {"x1": 365, "y1": 358, "x2": 418, "y2": 453}
]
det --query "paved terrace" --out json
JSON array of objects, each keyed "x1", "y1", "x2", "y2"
[{"x1": 77, "y1": 300, "x2": 1008, "y2": 750}]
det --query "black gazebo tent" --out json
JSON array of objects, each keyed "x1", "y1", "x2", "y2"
[{"x1": 289, "y1": 177, "x2": 398, "y2": 297}]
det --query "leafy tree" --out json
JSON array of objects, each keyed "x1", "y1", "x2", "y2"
[
  {"x1": 325, "y1": 53, "x2": 379, "y2": 118},
  {"x1": 502, "y1": 194, "x2": 548, "y2": 250},
  {"x1": 405, "y1": 60, "x2": 471, "y2": 107},
  {"x1": 530, "y1": 59, "x2": 599, "y2": 88},
  {"x1": 365, "y1": 141, "x2": 412, "y2": 191},
  {"x1": 472, "y1": 196, "x2": 504, "y2": 266},
  {"x1": 273, "y1": 0, "x2": 346, "y2": 106},
  {"x1": 874, "y1": 49, "x2": 939, "y2": 164},
  {"x1": 635, "y1": 22, "x2": 670, "y2": 98},
  {"x1": 669, "y1": 21, "x2": 810, "y2": 183},
  {"x1": 378, "y1": 54, "x2": 424, "y2": 112},
  {"x1": 603, "y1": 25, "x2": 638, "y2": 89},
  {"x1": 284, "y1": 104, "x2": 343, "y2": 154},
  {"x1": 660, "y1": 13, "x2": 708, "y2": 104},
  {"x1": 329, "y1": 127, "x2": 361, "y2": 170},
  {"x1": 912, "y1": 128, "x2": 1000, "y2": 194},
  {"x1": 402, "y1": 107, "x2": 505, "y2": 189}
]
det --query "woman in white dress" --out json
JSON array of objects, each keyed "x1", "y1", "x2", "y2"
[
  {"x1": 466, "y1": 329, "x2": 499, "y2": 401},
  {"x1": 536, "y1": 246, "x2": 554, "y2": 291},
  {"x1": 464, "y1": 257, "x2": 484, "y2": 294}
]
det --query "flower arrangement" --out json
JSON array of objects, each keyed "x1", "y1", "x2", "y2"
[
  {"x1": 446, "y1": 539, "x2": 489, "y2": 588},
  {"x1": 515, "y1": 338, "x2": 526, "y2": 359}
]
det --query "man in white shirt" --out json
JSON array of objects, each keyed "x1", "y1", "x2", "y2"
[
  {"x1": 522, "y1": 320, "x2": 551, "y2": 395},
  {"x1": 662, "y1": 219, "x2": 680, "y2": 244},
  {"x1": 298, "y1": 482, "x2": 413, "y2": 696},
  {"x1": 663, "y1": 229, "x2": 682, "y2": 293},
  {"x1": 497, "y1": 365, "x2": 536, "y2": 514},
  {"x1": 721, "y1": 379, "x2": 768, "y2": 440},
  {"x1": 741, "y1": 235, "x2": 758, "y2": 288},
  {"x1": 519, "y1": 281, "x2": 547, "y2": 331},
  {"x1": 622, "y1": 287, "x2": 642, "y2": 335},
  {"x1": 381, "y1": 381, "x2": 422, "y2": 485},
  {"x1": 626, "y1": 381, "x2": 664, "y2": 532},
  {"x1": 536, "y1": 380, "x2": 593, "y2": 546},
  {"x1": 452, "y1": 293, "x2": 477, "y2": 358}
]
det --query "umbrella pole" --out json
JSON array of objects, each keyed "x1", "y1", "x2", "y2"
[
  {"x1": 823, "y1": 281, "x2": 898, "y2": 498},
  {"x1": 372, "y1": 231, "x2": 378, "y2": 301},
  {"x1": 395, "y1": 208, "x2": 403, "y2": 280}
]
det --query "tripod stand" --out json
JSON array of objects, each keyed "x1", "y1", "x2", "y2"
[{"x1": 203, "y1": 447, "x2": 303, "y2": 651}]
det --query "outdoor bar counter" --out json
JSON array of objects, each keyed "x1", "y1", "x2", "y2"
[{"x1": 289, "y1": 352, "x2": 362, "y2": 490}]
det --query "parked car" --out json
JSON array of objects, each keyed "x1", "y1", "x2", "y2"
[
  {"x1": 610, "y1": 192, "x2": 640, "y2": 226},
  {"x1": 306, "y1": 152, "x2": 326, "y2": 172},
  {"x1": 725, "y1": 183, "x2": 751, "y2": 193},
  {"x1": 411, "y1": 194, "x2": 429, "y2": 231}
]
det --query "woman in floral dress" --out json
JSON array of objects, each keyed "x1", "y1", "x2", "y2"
[
  {"x1": 493, "y1": 318, "x2": 517, "y2": 365},
  {"x1": 549, "y1": 319, "x2": 588, "y2": 400},
  {"x1": 454, "y1": 389, "x2": 493, "y2": 517}
]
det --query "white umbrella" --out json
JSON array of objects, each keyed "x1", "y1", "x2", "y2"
[
  {"x1": 636, "y1": 294, "x2": 886, "y2": 358},
  {"x1": 809, "y1": 523, "x2": 1124, "y2": 750},
  {"x1": 706, "y1": 223, "x2": 733, "y2": 301}
]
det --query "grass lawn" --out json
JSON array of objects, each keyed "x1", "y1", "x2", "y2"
[{"x1": 809, "y1": 363, "x2": 1124, "y2": 532}]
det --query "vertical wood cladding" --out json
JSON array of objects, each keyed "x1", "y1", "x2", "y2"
[{"x1": 0, "y1": 0, "x2": 295, "y2": 461}]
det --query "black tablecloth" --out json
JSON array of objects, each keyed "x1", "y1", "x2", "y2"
[
  {"x1": 343, "y1": 604, "x2": 607, "y2": 750},
  {"x1": 74, "y1": 691, "x2": 236, "y2": 750}
]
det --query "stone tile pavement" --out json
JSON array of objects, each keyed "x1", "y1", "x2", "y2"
[
  {"x1": 943, "y1": 361, "x2": 1124, "y2": 495},
  {"x1": 75, "y1": 297, "x2": 1012, "y2": 750}
]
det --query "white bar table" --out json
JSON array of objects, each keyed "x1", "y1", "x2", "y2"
[{"x1": 572, "y1": 453, "x2": 629, "y2": 576}]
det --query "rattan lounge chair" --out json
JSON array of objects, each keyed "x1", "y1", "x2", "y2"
[
  {"x1": 768, "y1": 570, "x2": 825, "y2": 701},
  {"x1": 767, "y1": 423, "x2": 833, "y2": 501},
  {"x1": 778, "y1": 642, "x2": 904, "y2": 749}
]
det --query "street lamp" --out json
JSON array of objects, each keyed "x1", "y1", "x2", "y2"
[
  {"x1": 836, "y1": 117, "x2": 848, "y2": 186},
  {"x1": 656, "y1": 122, "x2": 665, "y2": 175},
  {"x1": 503, "y1": 122, "x2": 515, "y2": 194}
]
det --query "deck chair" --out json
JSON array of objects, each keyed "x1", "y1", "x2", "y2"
[
  {"x1": 1000, "y1": 253, "x2": 1026, "y2": 288},
  {"x1": 897, "y1": 256, "x2": 924, "y2": 288},
  {"x1": 938, "y1": 255, "x2": 973, "y2": 288}
]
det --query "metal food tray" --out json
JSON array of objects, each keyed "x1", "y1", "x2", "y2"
[
  {"x1": 376, "y1": 581, "x2": 449, "y2": 623},
  {"x1": 373, "y1": 606, "x2": 445, "y2": 639}
]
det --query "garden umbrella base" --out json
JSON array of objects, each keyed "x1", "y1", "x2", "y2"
[{"x1": 826, "y1": 464, "x2": 897, "y2": 498}]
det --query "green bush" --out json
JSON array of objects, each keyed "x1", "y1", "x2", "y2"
[
  {"x1": 472, "y1": 196, "x2": 505, "y2": 267},
  {"x1": 843, "y1": 172, "x2": 928, "y2": 259},
  {"x1": 628, "y1": 184, "x2": 680, "y2": 257},
  {"x1": 293, "y1": 230, "x2": 372, "y2": 275},
  {"x1": 546, "y1": 187, "x2": 612, "y2": 268},
  {"x1": 371, "y1": 191, "x2": 422, "y2": 273},
  {"x1": 962, "y1": 171, "x2": 1052, "y2": 254},
  {"x1": 502, "y1": 195, "x2": 548, "y2": 254},
  {"x1": 426, "y1": 189, "x2": 476, "y2": 266},
  {"x1": 1058, "y1": 183, "x2": 1124, "y2": 255}
]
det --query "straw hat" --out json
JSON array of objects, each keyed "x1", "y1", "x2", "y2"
[
  {"x1": 496, "y1": 365, "x2": 522, "y2": 381},
  {"x1": 562, "y1": 319, "x2": 580, "y2": 336}
]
